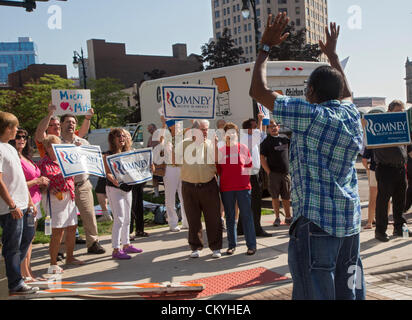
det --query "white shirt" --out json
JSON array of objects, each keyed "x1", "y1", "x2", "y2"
[
  {"x1": 0, "y1": 143, "x2": 29, "y2": 215},
  {"x1": 240, "y1": 129, "x2": 266, "y2": 175}
]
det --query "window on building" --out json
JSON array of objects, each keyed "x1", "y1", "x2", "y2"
[
  {"x1": 215, "y1": 21, "x2": 221, "y2": 29},
  {"x1": 215, "y1": 10, "x2": 220, "y2": 18}
]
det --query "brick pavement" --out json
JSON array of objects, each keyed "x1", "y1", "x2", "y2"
[{"x1": 237, "y1": 283, "x2": 393, "y2": 300}]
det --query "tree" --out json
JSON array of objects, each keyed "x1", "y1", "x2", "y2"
[
  {"x1": 269, "y1": 24, "x2": 322, "y2": 62},
  {"x1": 201, "y1": 28, "x2": 244, "y2": 70},
  {"x1": 0, "y1": 74, "x2": 75, "y2": 135},
  {"x1": 88, "y1": 78, "x2": 130, "y2": 129}
]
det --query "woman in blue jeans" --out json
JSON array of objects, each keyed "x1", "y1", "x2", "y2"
[{"x1": 217, "y1": 122, "x2": 257, "y2": 255}]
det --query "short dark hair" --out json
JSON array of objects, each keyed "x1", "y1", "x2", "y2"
[
  {"x1": 60, "y1": 114, "x2": 78, "y2": 124},
  {"x1": 307, "y1": 66, "x2": 344, "y2": 102},
  {"x1": 388, "y1": 100, "x2": 405, "y2": 112},
  {"x1": 242, "y1": 119, "x2": 255, "y2": 130}
]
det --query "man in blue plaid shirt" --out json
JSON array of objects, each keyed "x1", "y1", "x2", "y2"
[{"x1": 250, "y1": 13, "x2": 365, "y2": 300}]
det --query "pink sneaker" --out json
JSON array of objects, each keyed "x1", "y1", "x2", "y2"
[
  {"x1": 112, "y1": 250, "x2": 131, "y2": 260},
  {"x1": 123, "y1": 245, "x2": 143, "y2": 254}
]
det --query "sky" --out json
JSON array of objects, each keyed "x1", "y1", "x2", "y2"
[{"x1": 1, "y1": 0, "x2": 412, "y2": 103}]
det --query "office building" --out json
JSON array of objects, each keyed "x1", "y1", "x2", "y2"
[
  {"x1": 211, "y1": 0, "x2": 328, "y2": 62},
  {"x1": 0, "y1": 37, "x2": 38, "y2": 85}
]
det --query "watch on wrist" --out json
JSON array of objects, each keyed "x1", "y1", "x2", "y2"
[{"x1": 259, "y1": 43, "x2": 271, "y2": 54}]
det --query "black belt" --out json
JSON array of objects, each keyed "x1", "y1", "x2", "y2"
[{"x1": 182, "y1": 179, "x2": 215, "y2": 188}]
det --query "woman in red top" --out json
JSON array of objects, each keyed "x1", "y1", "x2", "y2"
[
  {"x1": 217, "y1": 122, "x2": 257, "y2": 255},
  {"x1": 38, "y1": 135, "x2": 84, "y2": 274}
]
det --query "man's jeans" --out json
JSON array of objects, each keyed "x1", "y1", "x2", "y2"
[
  {"x1": 288, "y1": 216, "x2": 365, "y2": 300},
  {"x1": 0, "y1": 210, "x2": 35, "y2": 290},
  {"x1": 221, "y1": 190, "x2": 256, "y2": 250}
]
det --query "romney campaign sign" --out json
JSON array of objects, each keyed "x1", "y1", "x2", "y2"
[
  {"x1": 53, "y1": 144, "x2": 105, "y2": 178},
  {"x1": 52, "y1": 89, "x2": 92, "y2": 116},
  {"x1": 107, "y1": 148, "x2": 153, "y2": 185},
  {"x1": 363, "y1": 112, "x2": 411, "y2": 148},
  {"x1": 161, "y1": 85, "x2": 217, "y2": 120}
]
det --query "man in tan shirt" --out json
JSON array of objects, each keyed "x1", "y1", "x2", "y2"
[{"x1": 178, "y1": 120, "x2": 223, "y2": 259}]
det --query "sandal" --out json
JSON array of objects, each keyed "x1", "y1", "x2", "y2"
[
  {"x1": 226, "y1": 248, "x2": 236, "y2": 255},
  {"x1": 23, "y1": 277, "x2": 34, "y2": 283},
  {"x1": 135, "y1": 231, "x2": 149, "y2": 237},
  {"x1": 364, "y1": 224, "x2": 373, "y2": 230},
  {"x1": 246, "y1": 248, "x2": 257, "y2": 256},
  {"x1": 47, "y1": 265, "x2": 64, "y2": 274}
]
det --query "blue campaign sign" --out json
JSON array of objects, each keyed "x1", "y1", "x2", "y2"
[{"x1": 364, "y1": 112, "x2": 411, "y2": 147}]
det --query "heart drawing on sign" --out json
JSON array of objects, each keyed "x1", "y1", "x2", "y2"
[{"x1": 60, "y1": 102, "x2": 70, "y2": 111}]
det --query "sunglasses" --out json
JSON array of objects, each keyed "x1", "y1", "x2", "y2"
[{"x1": 15, "y1": 135, "x2": 27, "y2": 140}]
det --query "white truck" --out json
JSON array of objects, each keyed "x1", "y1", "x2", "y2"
[
  {"x1": 86, "y1": 123, "x2": 144, "y2": 152},
  {"x1": 138, "y1": 61, "x2": 328, "y2": 145}
]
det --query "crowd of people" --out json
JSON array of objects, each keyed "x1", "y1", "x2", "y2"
[{"x1": 0, "y1": 13, "x2": 411, "y2": 300}]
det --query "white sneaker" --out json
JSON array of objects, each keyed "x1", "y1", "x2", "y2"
[
  {"x1": 190, "y1": 250, "x2": 200, "y2": 258},
  {"x1": 170, "y1": 226, "x2": 181, "y2": 232},
  {"x1": 212, "y1": 250, "x2": 221, "y2": 259}
]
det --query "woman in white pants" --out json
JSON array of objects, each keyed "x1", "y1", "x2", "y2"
[
  {"x1": 104, "y1": 128, "x2": 143, "y2": 260},
  {"x1": 162, "y1": 119, "x2": 188, "y2": 232}
]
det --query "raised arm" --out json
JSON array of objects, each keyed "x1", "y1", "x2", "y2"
[
  {"x1": 78, "y1": 108, "x2": 94, "y2": 138},
  {"x1": 249, "y1": 13, "x2": 290, "y2": 111},
  {"x1": 35, "y1": 103, "x2": 56, "y2": 143},
  {"x1": 319, "y1": 23, "x2": 352, "y2": 101}
]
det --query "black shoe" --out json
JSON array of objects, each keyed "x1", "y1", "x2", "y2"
[
  {"x1": 375, "y1": 232, "x2": 390, "y2": 242},
  {"x1": 256, "y1": 231, "x2": 272, "y2": 238},
  {"x1": 75, "y1": 237, "x2": 86, "y2": 244},
  {"x1": 57, "y1": 252, "x2": 65, "y2": 262},
  {"x1": 87, "y1": 241, "x2": 106, "y2": 254}
]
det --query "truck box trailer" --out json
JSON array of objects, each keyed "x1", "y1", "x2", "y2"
[{"x1": 139, "y1": 61, "x2": 328, "y2": 145}]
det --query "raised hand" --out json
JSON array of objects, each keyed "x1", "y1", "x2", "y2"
[
  {"x1": 319, "y1": 22, "x2": 340, "y2": 58},
  {"x1": 260, "y1": 12, "x2": 290, "y2": 48},
  {"x1": 48, "y1": 102, "x2": 57, "y2": 115}
]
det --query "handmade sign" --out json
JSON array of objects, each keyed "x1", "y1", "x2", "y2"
[
  {"x1": 257, "y1": 103, "x2": 271, "y2": 126},
  {"x1": 51, "y1": 89, "x2": 92, "y2": 116},
  {"x1": 161, "y1": 85, "x2": 217, "y2": 120},
  {"x1": 107, "y1": 148, "x2": 153, "y2": 185},
  {"x1": 363, "y1": 112, "x2": 411, "y2": 148},
  {"x1": 53, "y1": 144, "x2": 105, "y2": 178}
]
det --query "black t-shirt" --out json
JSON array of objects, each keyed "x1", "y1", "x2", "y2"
[
  {"x1": 374, "y1": 145, "x2": 408, "y2": 167},
  {"x1": 260, "y1": 134, "x2": 290, "y2": 174}
]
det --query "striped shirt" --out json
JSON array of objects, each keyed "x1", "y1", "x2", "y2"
[{"x1": 272, "y1": 95, "x2": 363, "y2": 237}]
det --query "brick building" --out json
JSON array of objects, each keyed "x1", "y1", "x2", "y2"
[
  {"x1": 84, "y1": 40, "x2": 203, "y2": 88},
  {"x1": 8, "y1": 63, "x2": 67, "y2": 88}
]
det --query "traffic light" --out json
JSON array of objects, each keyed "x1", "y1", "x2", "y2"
[{"x1": 0, "y1": 0, "x2": 67, "y2": 12}]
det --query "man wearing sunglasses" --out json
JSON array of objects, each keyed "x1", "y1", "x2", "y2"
[{"x1": 35, "y1": 103, "x2": 91, "y2": 158}]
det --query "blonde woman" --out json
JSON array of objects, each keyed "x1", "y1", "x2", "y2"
[{"x1": 104, "y1": 128, "x2": 143, "y2": 260}]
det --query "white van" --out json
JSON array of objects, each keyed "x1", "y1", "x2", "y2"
[
  {"x1": 86, "y1": 124, "x2": 144, "y2": 152},
  {"x1": 139, "y1": 61, "x2": 328, "y2": 145}
]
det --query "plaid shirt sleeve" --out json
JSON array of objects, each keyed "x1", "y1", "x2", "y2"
[{"x1": 272, "y1": 95, "x2": 318, "y2": 133}]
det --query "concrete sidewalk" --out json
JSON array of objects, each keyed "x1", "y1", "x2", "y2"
[{"x1": 16, "y1": 206, "x2": 412, "y2": 300}]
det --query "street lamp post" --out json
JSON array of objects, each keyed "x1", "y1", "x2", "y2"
[
  {"x1": 241, "y1": 0, "x2": 260, "y2": 59},
  {"x1": 72, "y1": 48, "x2": 87, "y2": 89}
]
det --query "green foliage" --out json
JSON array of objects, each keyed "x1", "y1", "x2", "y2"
[
  {"x1": 88, "y1": 78, "x2": 130, "y2": 129},
  {"x1": 201, "y1": 28, "x2": 244, "y2": 70},
  {"x1": 269, "y1": 24, "x2": 322, "y2": 62},
  {"x1": 0, "y1": 74, "x2": 75, "y2": 135}
]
